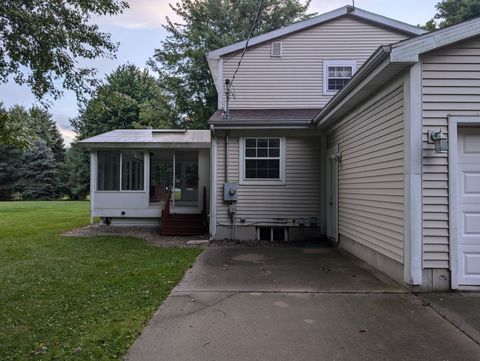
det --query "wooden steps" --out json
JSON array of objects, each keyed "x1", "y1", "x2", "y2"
[{"x1": 160, "y1": 213, "x2": 205, "y2": 236}]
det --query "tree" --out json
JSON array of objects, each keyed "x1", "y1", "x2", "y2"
[
  {"x1": 0, "y1": 103, "x2": 33, "y2": 148},
  {"x1": 422, "y1": 0, "x2": 480, "y2": 29},
  {"x1": 0, "y1": 145, "x2": 22, "y2": 200},
  {"x1": 0, "y1": 0, "x2": 128, "y2": 101},
  {"x1": 0, "y1": 104, "x2": 66, "y2": 199},
  {"x1": 28, "y1": 107, "x2": 65, "y2": 163},
  {"x1": 68, "y1": 64, "x2": 172, "y2": 199},
  {"x1": 5, "y1": 105, "x2": 65, "y2": 162},
  {"x1": 71, "y1": 64, "x2": 172, "y2": 138},
  {"x1": 149, "y1": 0, "x2": 313, "y2": 129},
  {"x1": 58, "y1": 145, "x2": 90, "y2": 200},
  {"x1": 15, "y1": 140, "x2": 57, "y2": 200}
]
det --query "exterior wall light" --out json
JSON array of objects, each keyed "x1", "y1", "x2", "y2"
[
  {"x1": 329, "y1": 152, "x2": 342, "y2": 162},
  {"x1": 428, "y1": 129, "x2": 448, "y2": 153}
]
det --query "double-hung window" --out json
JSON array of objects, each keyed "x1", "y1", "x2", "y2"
[
  {"x1": 241, "y1": 138, "x2": 285, "y2": 184},
  {"x1": 97, "y1": 150, "x2": 144, "y2": 191},
  {"x1": 323, "y1": 60, "x2": 357, "y2": 95}
]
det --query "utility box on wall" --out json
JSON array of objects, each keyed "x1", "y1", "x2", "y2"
[{"x1": 224, "y1": 182, "x2": 238, "y2": 201}]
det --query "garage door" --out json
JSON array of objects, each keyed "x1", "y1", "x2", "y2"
[{"x1": 457, "y1": 127, "x2": 480, "y2": 286}]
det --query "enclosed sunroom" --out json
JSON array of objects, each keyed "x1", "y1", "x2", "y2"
[{"x1": 80, "y1": 129, "x2": 211, "y2": 234}]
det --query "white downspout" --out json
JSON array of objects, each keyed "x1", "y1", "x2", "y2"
[{"x1": 209, "y1": 125, "x2": 217, "y2": 239}]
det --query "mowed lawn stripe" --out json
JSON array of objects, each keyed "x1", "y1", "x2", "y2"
[{"x1": 0, "y1": 201, "x2": 202, "y2": 360}]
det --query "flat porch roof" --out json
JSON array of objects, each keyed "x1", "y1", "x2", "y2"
[{"x1": 79, "y1": 129, "x2": 211, "y2": 149}]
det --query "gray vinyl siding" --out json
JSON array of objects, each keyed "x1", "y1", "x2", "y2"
[
  {"x1": 221, "y1": 16, "x2": 408, "y2": 110},
  {"x1": 327, "y1": 83, "x2": 405, "y2": 263},
  {"x1": 215, "y1": 136, "x2": 322, "y2": 226},
  {"x1": 421, "y1": 36, "x2": 480, "y2": 269}
]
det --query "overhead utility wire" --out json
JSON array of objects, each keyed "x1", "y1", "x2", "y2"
[{"x1": 224, "y1": 0, "x2": 265, "y2": 118}]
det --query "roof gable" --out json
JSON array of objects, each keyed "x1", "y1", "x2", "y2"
[
  {"x1": 207, "y1": 6, "x2": 426, "y2": 61},
  {"x1": 314, "y1": 15, "x2": 480, "y2": 127}
]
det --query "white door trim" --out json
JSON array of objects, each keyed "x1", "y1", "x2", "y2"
[{"x1": 448, "y1": 115, "x2": 480, "y2": 289}]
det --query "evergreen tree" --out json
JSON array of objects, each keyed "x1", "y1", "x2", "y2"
[
  {"x1": 0, "y1": 145, "x2": 22, "y2": 200},
  {"x1": 16, "y1": 140, "x2": 57, "y2": 200},
  {"x1": 149, "y1": 0, "x2": 313, "y2": 129},
  {"x1": 59, "y1": 144, "x2": 90, "y2": 200}
]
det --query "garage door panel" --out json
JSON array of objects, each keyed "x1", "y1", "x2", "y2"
[
  {"x1": 459, "y1": 128, "x2": 480, "y2": 163},
  {"x1": 461, "y1": 208, "x2": 480, "y2": 244},
  {"x1": 458, "y1": 167, "x2": 480, "y2": 203},
  {"x1": 457, "y1": 128, "x2": 480, "y2": 286},
  {"x1": 459, "y1": 245, "x2": 480, "y2": 285}
]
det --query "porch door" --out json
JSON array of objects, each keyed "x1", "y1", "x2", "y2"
[
  {"x1": 457, "y1": 127, "x2": 480, "y2": 286},
  {"x1": 326, "y1": 145, "x2": 338, "y2": 241},
  {"x1": 173, "y1": 150, "x2": 199, "y2": 208}
]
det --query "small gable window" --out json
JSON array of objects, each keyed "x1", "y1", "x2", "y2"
[
  {"x1": 323, "y1": 60, "x2": 357, "y2": 95},
  {"x1": 271, "y1": 42, "x2": 282, "y2": 57}
]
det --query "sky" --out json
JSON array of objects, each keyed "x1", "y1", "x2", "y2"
[{"x1": 0, "y1": 0, "x2": 439, "y2": 146}]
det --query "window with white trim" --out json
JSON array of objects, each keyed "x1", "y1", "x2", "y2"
[
  {"x1": 323, "y1": 60, "x2": 357, "y2": 95},
  {"x1": 242, "y1": 138, "x2": 283, "y2": 181},
  {"x1": 97, "y1": 150, "x2": 144, "y2": 191}
]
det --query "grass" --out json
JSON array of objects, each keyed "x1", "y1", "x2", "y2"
[{"x1": 0, "y1": 201, "x2": 202, "y2": 360}]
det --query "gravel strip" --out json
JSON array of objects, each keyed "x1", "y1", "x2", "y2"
[{"x1": 64, "y1": 225, "x2": 330, "y2": 248}]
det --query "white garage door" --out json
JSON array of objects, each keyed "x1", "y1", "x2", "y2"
[{"x1": 457, "y1": 127, "x2": 480, "y2": 286}]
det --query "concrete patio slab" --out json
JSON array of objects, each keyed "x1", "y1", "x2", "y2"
[
  {"x1": 175, "y1": 246, "x2": 404, "y2": 293},
  {"x1": 422, "y1": 292, "x2": 480, "y2": 344},
  {"x1": 126, "y1": 291, "x2": 480, "y2": 361},
  {"x1": 125, "y1": 247, "x2": 480, "y2": 361}
]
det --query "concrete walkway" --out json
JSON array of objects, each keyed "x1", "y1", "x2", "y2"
[{"x1": 125, "y1": 246, "x2": 480, "y2": 361}]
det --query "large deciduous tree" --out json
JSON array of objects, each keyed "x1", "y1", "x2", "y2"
[
  {"x1": 423, "y1": 0, "x2": 480, "y2": 30},
  {"x1": 71, "y1": 64, "x2": 172, "y2": 138},
  {"x1": 0, "y1": 0, "x2": 128, "y2": 101},
  {"x1": 68, "y1": 64, "x2": 172, "y2": 199},
  {"x1": 149, "y1": 0, "x2": 313, "y2": 129}
]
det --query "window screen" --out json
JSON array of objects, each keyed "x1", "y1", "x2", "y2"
[
  {"x1": 244, "y1": 138, "x2": 280, "y2": 179},
  {"x1": 97, "y1": 151, "x2": 120, "y2": 191},
  {"x1": 327, "y1": 66, "x2": 353, "y2": 91},
  {"x1": 121, "y1": 151, "x2": 144, "y2": 190}
]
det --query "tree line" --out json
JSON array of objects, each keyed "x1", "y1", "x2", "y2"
[{"x1": 1, "y1": 0, "x2": 479, "y2": 200}]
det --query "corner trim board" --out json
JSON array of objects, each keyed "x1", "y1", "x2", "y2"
[{"x1": 404, "y1": 63, "x2": 422, "y2": 285}]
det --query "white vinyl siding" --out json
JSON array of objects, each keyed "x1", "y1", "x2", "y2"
[
  {"x1": 421, "y1": 36, "x2": 480, "y2": 269},
  {"x1": 327, "y1": 83, "x2": 405, "y2": 263},
  {"x1": 215, "y1": 136, "x2": 322, "y2": 225},
  {"x1": 221, "y1": 16, "x2": 408, "y2": 109}
]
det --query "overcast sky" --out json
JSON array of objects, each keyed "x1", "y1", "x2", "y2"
[{"x1": 0, "y1": 0, "x2": 438, "y2": 146}]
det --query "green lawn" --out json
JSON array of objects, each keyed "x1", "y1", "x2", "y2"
[{"x1": 0, "y1": 201, "x2": 202, "y2": 360}]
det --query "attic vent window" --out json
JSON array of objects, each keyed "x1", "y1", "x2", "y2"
[{"x1": 271, "y1": 42, "x2": 282, "y2": 57}]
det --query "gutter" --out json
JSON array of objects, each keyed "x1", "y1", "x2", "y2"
[{"x1": 312, "y1": 45, "x2": 392, "y2": 126}]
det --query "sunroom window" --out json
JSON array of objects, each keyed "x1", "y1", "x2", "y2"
[
  {"x1": 121, "y1": 151, "x2": 144, "y2": 191},
  {"x1": 97, "y1": 151, "x2": 120, "y2": 191},
  {"x1": 97, "y1": 150, "x2": 144, "y2": 191}
]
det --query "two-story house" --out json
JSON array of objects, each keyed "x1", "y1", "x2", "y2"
[{"x1": 80, "y1": 6, "x2": 480, "y2": 291}]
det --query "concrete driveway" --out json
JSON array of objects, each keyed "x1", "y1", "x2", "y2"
[{"x1": 125, "y1": 246, "x2": 480, "y2": 361}]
